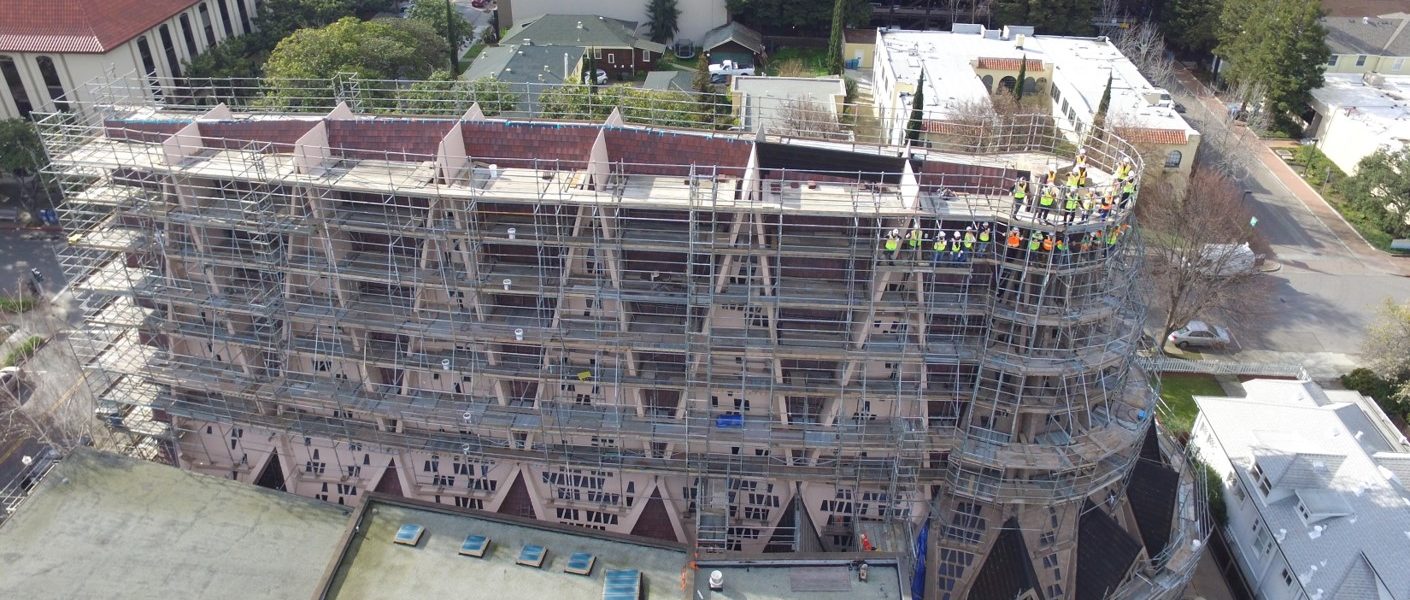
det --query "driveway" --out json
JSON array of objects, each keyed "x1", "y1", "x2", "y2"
[{"x1": 1166, "y1": 64, "x2": 1410, "y2": 358}]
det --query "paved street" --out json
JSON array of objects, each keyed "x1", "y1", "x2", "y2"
[
  {"x1": 0, "y1": 233, "x2": 65, "y2": 298},
  {"x1": 1166, "y1": 66, "x2": 1410, "y2": 360}
]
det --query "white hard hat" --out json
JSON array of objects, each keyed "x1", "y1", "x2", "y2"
[
  {"x1": 890, "y1": 228, "x2": 899, "y2": 235},
  {"x1": 951, "y1": 231, "x2": 960, "y2": 238}
]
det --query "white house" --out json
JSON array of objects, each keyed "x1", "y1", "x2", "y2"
[
  {"x1": 1308, "y1": 73, "x2": 1410, "y2": 175},
  {"x1": 872, "y1": 24, "x2": 1201, "y2": 179},
  {"x1": 1190, "y1": 379, "x2": 1410, "y2": 600},
  {"x1": 730, "y1": 75, "x2": 848, "y2": 137},
  {"x1": 0, "y1": 0, "x2": 261, "y2": 120}
]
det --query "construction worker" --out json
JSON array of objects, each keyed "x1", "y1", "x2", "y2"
[
  {"x1": 1036, "y1": 185, "x2": 1056, "y2": 223},
  {"x1": 1063, "y1": 189, "x2": 1080, "y2": 225},
  {"x1": 884, "y1": 229, "x2": 901, "y2": 263},
  {"x1": 1075, "y1": 148, "x2": 1088, "y2": 168},
  {"x1": 1027, "y1": 231, "x2": 1043, "y2": 259},
  {"x1": 1119, "y1": 179, "x2": 1136, "y2": 209},
  {"x1": 1005, "y1": 227, "x2": 1023, "y2": 261},
  {"x1": 1076, "y1": 165, "x2": 1088, "y2": 188},
  {"x1": 1055, "y1": 235, "x2": 1070, "y2": 265},
  {"x1": 1065, "y1": 169, "x2": 1080, "y2": 191},
  {"x1": 951, "y1": 231, "x2": 967, "y2": 262},
  {"x1": 1115, "y1": 159, "x2": 1133, "y2": 181},
  {"x1": 1044, "y1": 167, "x2": 1058, "y2": 187},
  {"x1": 932, "y1": 233, "x2": 949, "y2": 266},
  {"x1": 1091, "y1": 230, "x2": 1105, "y2": 258},
  {"x1": 962, "y1": 227, "x2": 976, "y2": 261},
  {"x1": 1098, "y1": 193, "x2": 1115, "y2": 221},
  {"x1": 904, "y1": 226, "x2": 923, "y2": 262},
  {"x1": 1108, "y1": 225, "x2": 1127, "y2": 251},
  {"x1": 1078, "y1": 233, "x2": 1094, "y2": 261},
  {"x1": 976, "y1": 224, "x2": 992, "y2": 256},
  {"x1": 1011, "y1": 177, "x2": 1028, "y2": 217}
]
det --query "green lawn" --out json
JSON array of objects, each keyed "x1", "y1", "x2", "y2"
[
  {"x1": 1156, "y1": 374, "x2": 1225, "y2": 436},
  {"x1": 764, "y1": 47, "x2": 832, "y2": 77},
  {"x1": 460, "y1": 41, "x2": 486, "y2": 66}
]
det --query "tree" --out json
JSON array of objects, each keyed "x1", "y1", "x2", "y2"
[
  {"x1": 186, "y1": 35, "x2": 271, "y2": 80},
  {"x1": 905, "y1": 72, "x2": 925, "y2": 144},
  {"x1": 406, "y1": 0, "x2": 474, "y2": 56},
  {"x1": 1143, "y1": 166, "x2": 1268, "y2": 340},
  {"x1": 1215, "y1": 0, "x2": 1329, "y2": 117},
  {"x1": 1360, "y1": 300, "x2": 1410, "y2": 417},
  {"x1": 1162, "y1": 0, "x2": 1222, "y2": 58},
  {"x1": 400, "y1": 71, "x2": 520, "y2": 116},
  {"x1": 646, "y1": 0, "x2": 681, "y2": 44},
  {"x1": 828, "y1": 0, "x2": 847, "y2": 75},
  {"x1": 1013, "y1": 55, "x2": 1027, "y2": 105},
  {"x1": 992, "y1": 0, "x2": 1097, "y2": 36},
  {"x1": 1342, "y1": 148, "x2": 1410, "y2": 238},
  {"x1": 0, "y1": 119, "x2": 46, "y2": 211},
  {"x1": 254, "y1": 0, "x2": 393, "y2": 41},
  {"x1": 1093, "y1": 73, "x2": 1113, "y2": 130},
  {"x1": 1112, "y1": 20, "x2": 1175, "y2": 88},
  {"x1": 727, "y1": 0, "x2": 869, "y2": 35},
  {"x1": 770, "y1": 97, "x2": 846, "y2": 141},
  {"x1": 264, "y1": 17, "x2": 448, "y2": 83},
  {"x1": 539, "y1": 84, "x2": 707, "y2": 128}
]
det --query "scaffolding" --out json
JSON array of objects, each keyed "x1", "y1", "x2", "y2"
[{"x1": 38, "y1": 72, "x2": 1201, "y2": 597}]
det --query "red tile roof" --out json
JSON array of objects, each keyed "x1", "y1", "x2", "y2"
[
  {"x1": 921, "y1": 120, "x2": 974, "y2": 134},
  {"x1": 0, "y1": 0, "x2": 201, "y2": 54},
  {"x1": 974, "y1": 57, "x2": 1045, "y2": 71},
  {"x1": 1115, "y1": 127, "x2": 1188, "y2": 145}
]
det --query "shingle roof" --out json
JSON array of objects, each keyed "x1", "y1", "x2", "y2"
[
  {"x1": 1127, "y1": 457, "x2": 1179, "y2": 560},
  {"x1": 0, "y1": 0, "x2": 201, "y2": 54},
  {"x1": 969, "y1": 517, "x2": 1043, "y2": 600},
  {"x1": 974, "y1": 57, "x2": 1045, "y2": 70},
  {"x1": 1321, "y1": 16, "x2": 1410, "y2": 56},
  {"x1": 701, "y1": 22, "x2": 765, "y2": 55},
  {"x1": 1076, "y1": 500, "x2": 1142, "y2": 600},
  {"x1": 503, "y1": 14, "x2": 664, "y2": 54}
]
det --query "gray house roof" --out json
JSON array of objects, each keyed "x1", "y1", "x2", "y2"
[
  {"x1": 701, "y1": 21, "x2": 765, "y2": 55},
  {"x1": 504, "y1": 14, "x2": 666, "y2": 54},
  {"x1": 642, "y1": 70, "x2": 692, "y2": 92},
  {"x1": 462, "y1": 44, "x2": 586, "y2": 114},
  {"x1": 1321, "y1": 16, "x2": 1410, "y2": 56}
]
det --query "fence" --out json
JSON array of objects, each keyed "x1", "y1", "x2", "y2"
[{"x1": 1140, "y1": 356, "x2": 1309, "y2": 380}]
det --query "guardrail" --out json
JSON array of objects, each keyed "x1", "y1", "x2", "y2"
[
  {"x1": 0, "y1": 447, "x2": 58, "y2": 525},
  {"x1": 1139, "y1": 356, "x2": 1308, "y2": 381}
]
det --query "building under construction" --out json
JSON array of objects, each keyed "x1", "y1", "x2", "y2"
[{"x1": 41, "y1": 75, "x2": 1205, "y2": 599}]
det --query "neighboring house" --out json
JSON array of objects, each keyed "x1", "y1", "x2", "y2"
[
  {"x1": 1190, "y1": 379, "x2": 1410, "y2": 600},
  {"x1": 501, "y1": 14, "x2": 666, "y2": 81},
  {"x1": 1321, "y1": 14, "x2": 1410, "y2": 75},
  {"x1": 873, "y1": 24, "x2": 1201, "y2": 183},
  {"x1": 0, "y1": 0, "x2": 261, "y2": 119},
  {"x1": 461, "y1": 44, "x2": 585, "y2": 114},
  {"x1": 730, "y1": 75, "x2": 847, "y2": 137},
  {"x1": 1308, "y1": 73, "x2": 1410, "y2": 174},
  {"x1": 496, "y1": 0, "x2": 728, "y2": 45},
  {"x1": 700, "y1": 22, "x2": 765, "y2": 70},
  {"x1": 843, "y1": 28, "x2": 877, "y2": 71},
  {"x1": 642, "y1": 70, "x2": 692, "y2": 92}
]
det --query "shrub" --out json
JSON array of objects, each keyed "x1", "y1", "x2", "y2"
[
  {"x1": 1, "y1": 335, "x2": 44, "y2": 368},
  {"x1": 1341, "y1": 367, "x2": 1408, "y2": 419}
]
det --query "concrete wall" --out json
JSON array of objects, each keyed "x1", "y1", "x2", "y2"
[
  {"x1": 0, "y1": 0, "x2": 257, "y2": 119},
  {"x1": 500, "y1": 0, "x2": 728, "y2": 45}
]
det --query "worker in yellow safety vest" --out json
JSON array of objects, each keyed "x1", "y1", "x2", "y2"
[
  {"x1": 883, "y1": 229, "x2": 900, "y2": 262},
  {"x1": 1063, "y1": 190, "x2": 1080, "y2": 225},
  {"x1": 1036, "y1": 186, "x2": 1056, "y2": 223},
  {"x1": 1116, "y1": 160, "x2": 1132, "y2": 181},
  {"x1": 1065, "y1": 171, "x2": 1079, "y2": 190},
  {"x1": 1119, "y1": 180, "x2": 1136, "y2": 209},
  {"x1": 1011, "y1": 178, "x2": 1028, "y2": 217},
  {"x1": 1075, "y1": 149, "x2": 1088, "y2": 168},
  {"x1": 1076, "y1": 166, "x2": 1088, "y2": 188}
]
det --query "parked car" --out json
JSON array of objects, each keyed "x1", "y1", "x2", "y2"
[
  {"x1": 1167, "y1": 321, "x2": 1231, "y2": 350},
  {"x1": 583, "y1": 69, "x2": 608, "y2": 85},
  {"x1": 708, "y1": 60, "x2": 754, "y2": 83},
  {"x1": 470, "y1": 0, "x2": 490, "y2": 9}
]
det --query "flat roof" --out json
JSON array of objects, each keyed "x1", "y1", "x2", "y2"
[
  {"x1": 322, "y1": 499, "x2": 690, "y2": 600},
  {"x1": 0, "y1": 448, "x2": 351, "y2": 599},
  {"x1": 1311, "y1": 73, "x2": 1410, "y2": 143},
  {"x1": 877, "y1": 27, "x2": 1196, "y2": 137},
  {"x1": 694, "y1": 558, "x2": 905, "y2": 599},
  {"x1": 732, "y1": 75, "x2": 848, "y2": 99}
]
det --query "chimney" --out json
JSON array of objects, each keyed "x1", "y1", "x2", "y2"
[{"x1": 1015, "y1": 34, "x2": 1026, "y2": 49}]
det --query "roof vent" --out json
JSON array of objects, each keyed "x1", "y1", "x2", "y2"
[
  {"x1": 1308, "y1": 525, "x2": 1324, "y2": 539},
  {"x1": 1363, "y1": 16, "x2": 1372, "y2": 24},
  {"x1": 524, "y1": 38, "x2": 532, "y2": 45},
  {"x1": 708, "y1": 570, "x2": 725, "y2": 591},
  {"x1": 1015, "y1": 34, "x2": 1025, "y2": 49}
]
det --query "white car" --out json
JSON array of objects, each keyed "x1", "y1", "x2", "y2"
[
  {"x1": 708, "y1": 60, "x2": 754, "y2": 82},
  {"x1": 1167, "y1": 321, "x2": 1231, "y2": 350}
]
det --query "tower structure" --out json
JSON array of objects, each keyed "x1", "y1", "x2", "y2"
[{"x1": 41, "y1": 75, "x2": 1204, "y2": 599}]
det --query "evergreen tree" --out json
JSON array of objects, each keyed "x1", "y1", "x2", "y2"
[
  {"x1": 1161, "y1": 0, "x2": 1222, "y2": 58},
  {"x1": 991, "y1": 0, "x2": 1096, "y2": 36},
  {"x1": 828, "y1": 0, "x2": 847, "y2": 75},
  {"x1": 906, "y1": 72, "x2": 925, "y2": 144},
  {"x1": 1014, "y1": 55, "x2": 1027, "y2": 105},
  {"x1": 1216, "y1": 0, "x2": 1329, "y2": 117},
  {"x1": 646, "y1": 0, "x2": 681, "y2": 44},
  {"x1": 1094, "y1": 73, "x2": 1113, "y2": 130}
]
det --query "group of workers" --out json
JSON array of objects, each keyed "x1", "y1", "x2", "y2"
[
  {"x1": 879, "y1": 150, "x2": 1137, "y2": 267},
  {"x1": 1010, "y1": 150, "x2": 1137, "y2": 225},
  {"x1": 882, "y1": 222, "x2": 1130, "y2": 266}
]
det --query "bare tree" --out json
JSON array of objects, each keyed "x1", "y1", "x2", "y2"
[
  {"x1": 1111, "y1": 21, "x2": 1176, "y2": 89},
  {"x1": 1143, "y1": 166, "x2": 1269, "y2": 340},
  {"x1": 767, "y1": 97, "x2": 848, "y2": 141},
  {"x1": 1362, "y1": 300, "x2": 1410, "y2": 403}
]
